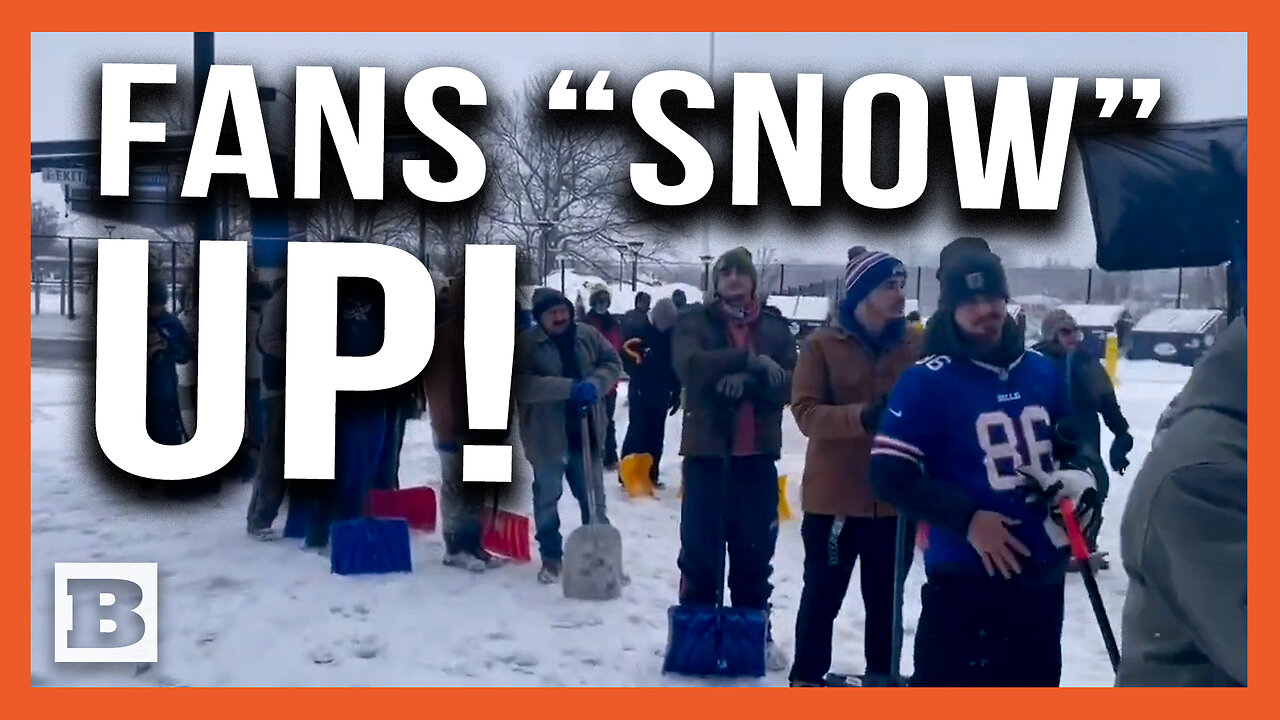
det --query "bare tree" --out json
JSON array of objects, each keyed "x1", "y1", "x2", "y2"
[
  {"x1": 486, "y1": 76, "x2": 671, "y2": 283},
  {"x1": 755, "y1": 245, "x2": 781, "y2": 296},
  {"x1": 31, "y1": 201, "x2": 63, "y2": 259}
]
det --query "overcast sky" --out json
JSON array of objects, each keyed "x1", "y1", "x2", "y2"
[{"x1": 30, "y1": 32, "x2": 1247, "y2": 267}]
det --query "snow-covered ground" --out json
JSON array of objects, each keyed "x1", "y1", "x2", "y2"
[{"x1": 30, "y1": 360, "x2": 1190, "y2": 687}]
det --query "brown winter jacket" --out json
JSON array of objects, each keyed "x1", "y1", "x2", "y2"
[
  {"x1": 791, "y1": 322, "x2": 923, "y2": 518},
  {"x1": 672, "y1": 300, "x2": 796, "y2": 459},
  {"x1": 421, "y1": 309, "x2": 465, "y2": 450}
]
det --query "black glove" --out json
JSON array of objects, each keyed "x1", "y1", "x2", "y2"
[
  {"x1": 716, "y1": 373, "x2": 754, "y2": 400},
  {"x1": 859, "y1": 396, "x2": 887, "y2": 433},
  {"x1": 668, "y1": 392, "x2": 682, "y2": 416},
  {"x1": 1109, "y1": 432, "x2": 1134, "y2": 475},
  {"x1": 746, "y1": 354, "x2": 785, "y2": 387}
]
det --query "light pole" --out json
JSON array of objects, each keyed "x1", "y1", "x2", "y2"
[
  {"x1": 700, "y1": 253, "x2": 714, "y2": 292},
  {"x1": 104, "y1": 224, "x2": 116, "y2": 238},
  {"x1": 628, "y1": 240, "x2": 645, "y2": 291},
  {"x1": 614, "y1": 242, "x2": 628, "y2": 292}
]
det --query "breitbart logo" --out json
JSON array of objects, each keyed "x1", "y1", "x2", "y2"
[{"x1": 54, "y1": 563, "x2": 158, "y2": 663}]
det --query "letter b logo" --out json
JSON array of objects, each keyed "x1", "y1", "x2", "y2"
[{"x1": 54, "y1": 563, "x2": 158, "y2": 662}]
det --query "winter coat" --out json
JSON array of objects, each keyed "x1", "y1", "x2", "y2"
[
  {"x1": 1032, "y1": 341, "x2": 1129, "y2": 455},
  {"x1": 257, "y1": 284, "x2": 286, "y2": 399},
  {"x1": 514, "y1": 322, "x2": 622, "y2": 465},
  {"x1": 622, "y1": 308, "x2": 651, "y2": 339},
  {"x1": 582, "y1": 311, "x2": 623, "y2": 396},
  {"x1": 791, "y1": 322, "x2": 923, "y2": 518},
  {"x1": 621, "y1": 323, "x2": 680, "y2": 409},
  {"x1": 422, "y1": 308, "x2": 466, "y2": 451},
  {"x1": 671, "y1": 300, "x2": 796, "y2": 459},
  {"x1": 1117, "y1": 317, "x2": 1246, "y2": 687}
]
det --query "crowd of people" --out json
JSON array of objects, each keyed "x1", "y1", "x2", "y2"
[{"x1": 136, "y1": 234, "x2": 1244, "y2": 687}]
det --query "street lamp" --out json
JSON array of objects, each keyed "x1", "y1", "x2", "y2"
[
  {"x1": 613, "y1": 242, "x2": 628, "y2": 291},
  {"x1": 700, "y1": 254, "x2": 714, "y2": 292},
  {"x1": 628, "y1": 240, "x2": 645, "y2": 291},
  {"x1": 104, "y1": 224, "x2": 116, "y2": 238}
]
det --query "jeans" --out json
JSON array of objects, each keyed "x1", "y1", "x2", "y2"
[{"x1": 531, "y1": 449, "x2": 608, "y2": 561}]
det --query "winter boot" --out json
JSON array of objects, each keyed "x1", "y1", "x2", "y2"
[
  {"x1": 444, "y1": 551, "x2": 488, "y2": 572},
  {"x1": 537, "y1": 559, "x2": 563, "y2": 584},
  {"x1": 472, "y1": 547, "x2": 508, "y2": 569}
]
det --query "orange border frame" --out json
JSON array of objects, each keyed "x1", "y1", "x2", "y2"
[{"x1": 11, "y1": 15, "x2": 1264, "y2": 710}]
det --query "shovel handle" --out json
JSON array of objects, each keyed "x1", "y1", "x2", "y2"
[{"x1": 1057, "y1": 498, "x2": 1092, "y2": 561}]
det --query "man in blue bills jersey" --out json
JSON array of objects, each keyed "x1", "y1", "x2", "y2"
[{"x1": 869, "y1": 249, "x2": 1098, "y2": 687}]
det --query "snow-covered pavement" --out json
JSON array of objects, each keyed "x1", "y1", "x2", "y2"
[{"x1": 29, "y1": 360, "x2": 1191, "y2": 687}]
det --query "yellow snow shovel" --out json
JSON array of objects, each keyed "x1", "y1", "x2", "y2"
[
  {"x1": 619, "y1": 453, "x2": 656, "y2": 498},
  {"x1": 777, "y1": 474, "x2": 794, "y2": 521}
]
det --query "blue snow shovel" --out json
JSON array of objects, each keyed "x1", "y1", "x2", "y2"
[
  {"x1": 662, "y1": 460, "x2": 768, "y2": 678},
  {"x1": 330, "y1": 517, "x2": 413, "y2": 576}
]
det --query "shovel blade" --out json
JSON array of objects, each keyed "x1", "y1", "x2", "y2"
[
  {"x1": 481, "y1": 509, "x2": 532, "y2": 563},
  {"x1": 562, "y1": 525, "x2": 624, "y2": 601},
  {"x1": 365, "y1": 486, "x2": 437, "y2": 533},
  {"x1": 777, "y1": 474, "x2": 794, "y2": 521},
  {"x1": 619, "y1": 453, "x2": 656, "y2": 498}
]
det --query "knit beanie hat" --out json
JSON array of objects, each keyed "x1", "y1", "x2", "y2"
[
  {"x1": 709, "y1": 246, "x2": 758, "y2": 301},
  {"x1": 650, "y1": 298, "x2": 679, "y2": 331},
  {"x1": 937, "y1": 236, "x2": 992, "y2": 280},
  {"x1": 939, "y1": 251, "x2": 1010, "y2": 308},
  {"x1": 1041, "y1": 308, "x2": 1078, "y2": 340},
  {"x1": 843, "y1": 250, "x2": 906, "y2": 310},
  {"x1": 531, "y1": 287, "x2": 574, "y2": 322}
]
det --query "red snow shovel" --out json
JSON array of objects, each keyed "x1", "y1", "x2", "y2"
[
  {"x1": 365, "y1": 487, "x2": 438, "y2": 533},
  {"x1": 481, "y1": 494, "x2": 532, "y2": 563}
]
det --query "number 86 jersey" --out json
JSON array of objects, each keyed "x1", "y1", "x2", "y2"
[{"x1": 872, "y1": 350, "x2": 1071, "y2": 579}]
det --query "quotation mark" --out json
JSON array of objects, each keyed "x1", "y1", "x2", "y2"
[
  {"x1": 1095, "y1": 78, "x2": 1161, "y2": 119},
  {"x1": 548, "y1": 70, "x2": 615, "y2": 111}
]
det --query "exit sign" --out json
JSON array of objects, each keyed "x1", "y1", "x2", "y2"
[{"x1": 42, "y1": 167, "x2": 90, "y2": 186}]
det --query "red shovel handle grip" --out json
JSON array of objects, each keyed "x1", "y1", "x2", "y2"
[{"x1": 1057, "y1": 498, "x2": 1092, "y2": 561}]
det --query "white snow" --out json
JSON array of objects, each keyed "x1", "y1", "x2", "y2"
[
  {"x1": 1133, "y1": 308, "x2": 1223, "y2": 335},
  {"x1": 1057, "y1": 304, "x2": 1128, "y2": 329},
  {"x1": 541, "y1": 270, "x2": 700, "y2": 314},
  {"x1": 765, "y1": 295, "x2": 831, "y2": 323},
  {"x1": 30, "y1": 360, "x2": 1189, "y2": 687}
]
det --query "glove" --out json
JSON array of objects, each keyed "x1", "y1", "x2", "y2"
[
  {"x1": 716, "y1": 373, "x2": 753, "y2": 400},
  {"x1": 569, "y1": 381, "x2": 598, "y2": 407},
  {"x1": 668, "y1": 393, "x2": 681, "y2": 416},
  {"x1": 746, "y1": 354, "x2": 785, "y2": 387},
  {"x1": 859, "y1": 395, "x2": 887, "y2": 433},
  {"x1": 1016, "y1": 465, "x2": 1099, "y2": 550},
  {"x1": 1109, "y1": 432, "x2": 1133, "y2": 475}
]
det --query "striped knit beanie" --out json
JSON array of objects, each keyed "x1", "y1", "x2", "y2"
[{"x1": 844, "y1": 250, "x2": 906, "y2": 309}]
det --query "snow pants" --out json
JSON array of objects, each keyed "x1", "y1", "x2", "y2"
[
  {"x1": 677, "y1": 456, "x2": 779, "y2": 611},
  {"x1": 911, "y1": 573, "x2": 1065, "y2": 687}
]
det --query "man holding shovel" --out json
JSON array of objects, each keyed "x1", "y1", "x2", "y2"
[
  {"x1": 671, "y1": 247, "x2": 797, "y2": 672},
  {"x1": 515, "y1": 288, "x2": 623, "y2": 584},
  {"x1": 787, "y1": 250, "x2": 922, "y2": 687}
]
